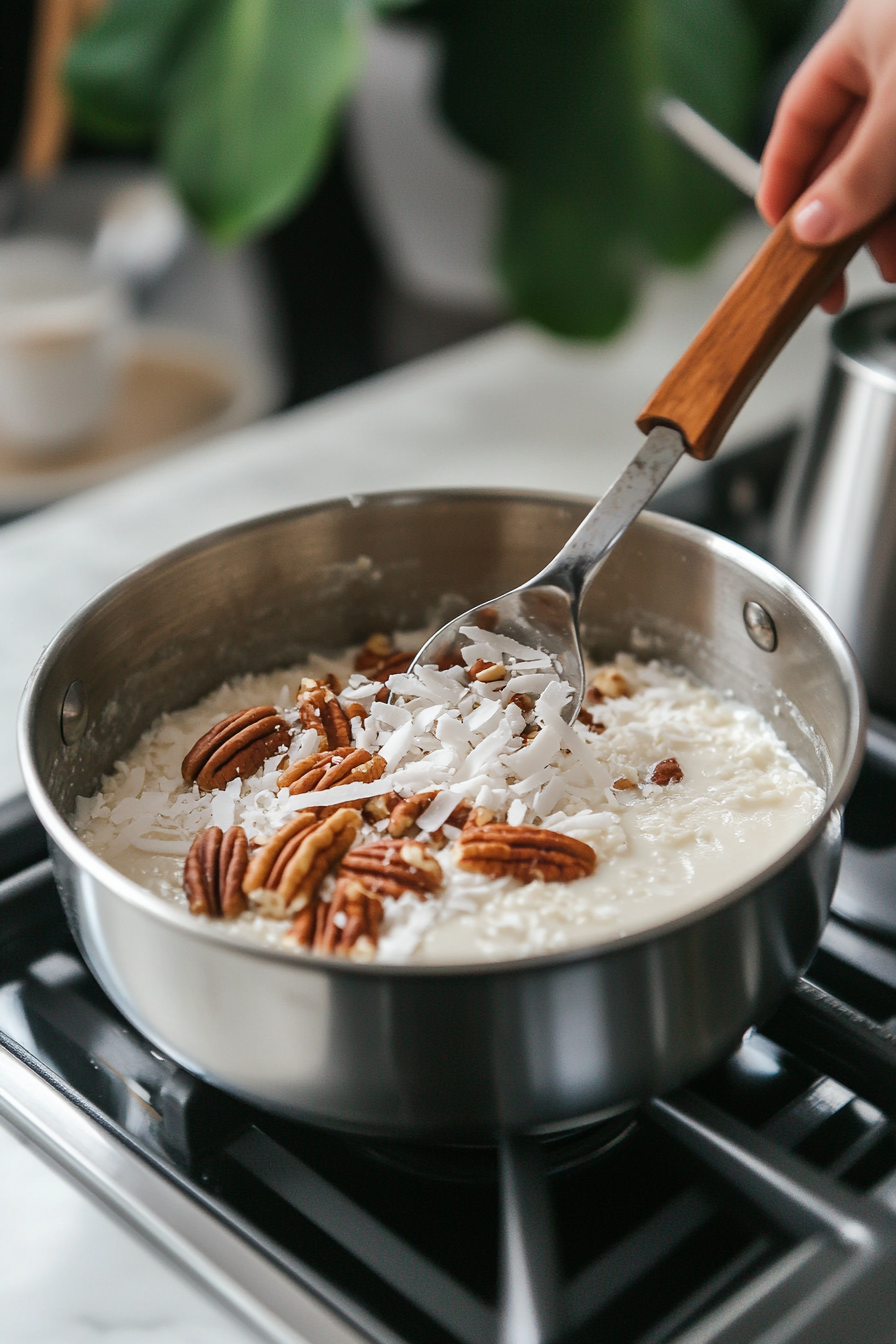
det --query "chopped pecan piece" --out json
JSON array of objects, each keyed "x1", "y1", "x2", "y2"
[
  {"x1": 468, "y1": 659, "x2": 506, "y2": 682},
  {"x1": 456, "y1": 824, "x2": 596, "y2": 883},
  {"x1": 182, "y1": 707, "x2": 290, "y2": 792},
  {"x1": 588, "y1": 666, "x2": 631, "y2": 701},
  {"x1": 651, "y1": 757, "x2": 683, "y2": 786},
  {"x1": 475, "y1": 607, "x2": 500, "y2": 631},
  {"x1": 613, "y1": 777, "x2": 637, "y2": 791},
  {"x1": 509, "y1": 692, "x2": 536, "y2": 715},
  {"x1": 353, "y1": 634, "x2": 417, "y2": 682},
  {"x1": 371, "y1": 651, "x2": 416, "y2": 681},
  {"x1": 387, "y1": 790, "x2": 438, "y2": 837},
  {"x1": 578, "y1": 708, "x2": 605, "y2": 732},
  {"x1": 355, "y1": 633, "x2": 393, "y2": 671},
  {"x1": 243, "y1": 808, "x2": 362, "y2": 919},
  {"x1": 338, "y1": 837, "x2": 443, "y2": 899},
  {"x1": 184, "y1": 825, "x2": 249, "y2": 918},
  {"x1": 363, "y1": 791, "x2": 401, "y2": 823},
  {"x1": 462, "y1": 806, "x2": 494, "y2": 829},
  {"x1": 296, "y1": 680, "x2": 353, "y2": 750},
  {"x1": 446, "y1": 801, "x2": 472, "y2": 829},
  {"x1": 385, "y1": 791, "x2": 473, "y2": 842}
]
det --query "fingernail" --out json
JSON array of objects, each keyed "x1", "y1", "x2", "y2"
[{"x1": 793, "y1": 198, "x2": 836, "y2": 243}]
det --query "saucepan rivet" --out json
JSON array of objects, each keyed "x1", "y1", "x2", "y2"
[
  {"x1": 61, "y1": 680, "x2": 88, "y2": 745},
  {"x1": 743, "y1": 601, "x2": 777, "y2": 652}
]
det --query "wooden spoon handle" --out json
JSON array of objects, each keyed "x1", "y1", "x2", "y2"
[{"x1": 636, "y1": 208, "x2": 866, "y2": 460}]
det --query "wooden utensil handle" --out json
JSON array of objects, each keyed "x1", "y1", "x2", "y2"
[{"x1": 636, "y1": 208, "x2": 866, "y2": 460}]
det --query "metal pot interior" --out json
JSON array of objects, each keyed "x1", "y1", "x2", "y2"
[{"x1": 28, "y1": 490, "x2": 859, "y2": 821}]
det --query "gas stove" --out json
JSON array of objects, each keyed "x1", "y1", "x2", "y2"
[
  {"x1": 5, "y1": 439, "x2": 896, "y2": 1344},
  {"x1": 5, "y1": 730, "x2": 896, "y2": 1344}
]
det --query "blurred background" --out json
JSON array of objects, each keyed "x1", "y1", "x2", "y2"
[{"x1": 0, "y1": 0, "x2": 847, "y2": 523}]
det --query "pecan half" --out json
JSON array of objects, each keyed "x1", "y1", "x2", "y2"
[
  {"x1": 244, "y1": 808, "x2": 362, "y2": 918},
  {"x1": 182, "y1": 707, "x2": 290, "y2": 792},
  {"x1": 279, "y1": 749, "x2": 385, "y2": 810},
  {"x1": 296, "y1": 680, "x2": 353, "y2": 751},
  {"x1": 456, "y1": 824, "x2": 596, "y2": 883},
  {"x1": 184, "y1": 825, "x2": 249, "y2": 918},
  {"x1": 311, "y1": 876, "x2": 384, "y2": 958},
  {"x1": 651, "y1": 757, "x2": 683, "y2": 786},
  {"x1": 338, "y1": 837, "x2": 443, "y2": 899},
  {"x1": 277, "y1": 746, "x2": 353, "y2": 791}
]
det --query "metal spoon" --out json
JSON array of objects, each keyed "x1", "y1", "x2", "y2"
[
  {"x1": 409, "y1": 425, "x2": 684, "y2": 716},
  {"x1": 407, "y1": 208, "x2": 868, "y2": 723}
]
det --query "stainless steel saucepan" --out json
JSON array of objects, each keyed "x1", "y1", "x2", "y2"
[{"x1": 19, "y1": 491, "x2": 864, "y2": 1137}]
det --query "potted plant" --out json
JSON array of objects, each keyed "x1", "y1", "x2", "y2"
[{"x1": 66, "y1": 0, "x2": 817, "y2": 340}]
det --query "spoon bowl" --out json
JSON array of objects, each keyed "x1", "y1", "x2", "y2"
[{"x1": 406, "y1": 425, "x2": 685, "y2": 722}]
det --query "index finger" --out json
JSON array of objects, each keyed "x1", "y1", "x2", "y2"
[{"x1": 759, "y1": 32, "x2": 865, "y2": 223}]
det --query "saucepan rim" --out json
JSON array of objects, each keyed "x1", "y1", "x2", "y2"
[{"x1": 18, "y1": 487, "x2": 867, "y2": 980}]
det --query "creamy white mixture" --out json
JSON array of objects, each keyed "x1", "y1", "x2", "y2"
[{"x1": 72, "y1": 633, "x2": 825, "y2": 964}]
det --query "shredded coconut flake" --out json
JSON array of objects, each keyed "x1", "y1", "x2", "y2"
[{"x1": 73, "y1": 639, "x2": 825, "y2": 965}]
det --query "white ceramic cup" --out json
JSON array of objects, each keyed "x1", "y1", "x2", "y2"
[{"x1": 0, "y1": 240, "x2": 126, "y2": 454}]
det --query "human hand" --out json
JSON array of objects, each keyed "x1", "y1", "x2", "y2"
[{"x1": 758, "y1": 0, "x2": 896, "y2": 313}]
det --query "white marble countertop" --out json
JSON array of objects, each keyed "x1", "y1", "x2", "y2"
[
  {"x1": 0, "y1": 214, "x2": 889, "y2": 1340},
  {"x1": 0, "y1": 1120, "x2": 258, "y2": 1343}
]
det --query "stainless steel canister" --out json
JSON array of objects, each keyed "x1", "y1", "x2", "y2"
[{"x1": 774, "y1": 297, "x2": 896, "y2": 715}]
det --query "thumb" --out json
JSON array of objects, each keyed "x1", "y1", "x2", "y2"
[{"x1": 793, "y1": 71, "x2": 896, "y2": 244}]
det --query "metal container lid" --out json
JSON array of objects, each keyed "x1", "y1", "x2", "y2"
[{"x1": 832, "y1": 296, "x2": 896, "y2": 393}]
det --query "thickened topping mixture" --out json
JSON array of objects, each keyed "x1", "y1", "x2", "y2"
[{"x1": 72, "y1": 629, "x2": 825, "y2": 964}]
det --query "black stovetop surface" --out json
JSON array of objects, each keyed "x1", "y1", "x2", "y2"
[{"x1": 5, "y1": 435, "x2": 896, "y2": 1344}]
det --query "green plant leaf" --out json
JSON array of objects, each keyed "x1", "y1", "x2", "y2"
[
  {"x1": 740, "y1": 0, "x2": 817, "y2": 61},
  {"x1": 66, "y1": 0, "x2": 210, "y2": 142},
  {"x1": 633, "y1": 0, "x2": 760, "y2": 265},
  {"x1": 435, "y1": 0, "x2": 766, "y2": 337},
  {"x1": 161, "y1": 0, "x2": 367, "y2": 243},
  {"x1": 66, "y1": 0, "x2": 817, "y2": 339},
  {"x1": 500, "y1": 182, "x2": 639, "y2": 339}
]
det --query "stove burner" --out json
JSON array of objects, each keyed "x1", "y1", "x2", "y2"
[{"x1": 352, "y1": 1110, "x2": 638, "y2": 1184}]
